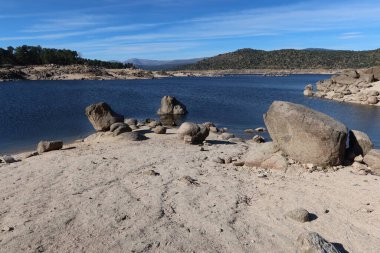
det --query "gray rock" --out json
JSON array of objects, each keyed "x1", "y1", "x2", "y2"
[
  {"x1": 113, "y1": 125, "x2": 132, "y2": 136},
  {"x1": 203, "y1": 122, "x2": 215, "y2": 128},
  {"x1": 213, "y1": 157, "x2": 225, "y2": 164},
  {"x1": 305, "y1": 84, "x2": 313, "y2": 90},
  {"x1": 264, "y1": 101, "x2": 347, "y2": 166},
  {"x1": 177, "y1": 122, "x2": 209, "y2": 144},
  {"x1": 129, "y1": 124, "x2": 138, "y2": 130},
  {"x1": 219, "y1": 132, "x2": 235, "y2": 140},
  {"x1": 157, "y1": 96, "x2": 187, "y2": 115},
  {"x1": 154, "y1": 126, "x2": 166, "y2": 134},
  {"x1": 244, "y1": 129, "x2": 255, "y2": 134},
  {"x1": 363, "y1": 149, "x2": 380, "y2": 173},
  {"x1": 348, "y1": 130, "x2": 373, "y2": 157},
  {"x1": 252, "y1": 135, "x2": 265, "y2": 143},
  {"x1": 124, "y1": 118, "x2": 137, "y2": 126},
  {"x1": 209, "y1": 126, "x2": 218, "y2": 133},
  {"x1": 367, "y1": 96, "x2": 379, "y2": 104},
  {"x1": 245, "y1": 142, "x2": 288, "y2": 170},
  {"x1": 304, "y1": 89, "x2": 313, "y2": 97},
  {"x1": 2, "y1": 155, "x2": 17, "y2": 163},
  {"x1": 148, "y1": 120, "x2": 162, "y2": 128},
  {"x1": 37, "y1": 140, "x2": 63, "y2": 154},
  {"x1": 296, "y1": 232, "x2": 342, "y2": 253},
  {"x1": 85, "y1": 102, "x2": 123, "y2": 131},
  {"x1": 110, "y1": 122, "x2": 128, "y2": 132},
  {"x1": 255, "y1": 127, "x2": 266, "y2": 132},
  {"x1": 118, "y1": 132, "x2": 144, "y2": 141},
  {"x1": 285, "y1": 208, "x2": 312, "y2": 223}
]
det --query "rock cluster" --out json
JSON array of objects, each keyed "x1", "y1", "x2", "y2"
[
  {"x1": 244, "y1": 101, "x2": 379, "y2": 175},
  {"x1": 311, "y1": 67, "x2": 380, "y2": 105},
  {"x1": 85, "y1": 102, "x2": 124, "y2": 131}
]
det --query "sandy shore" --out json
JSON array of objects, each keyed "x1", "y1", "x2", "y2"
[
  {"x1": 0, "y1": 127, "x2": 379, "y2": 252},
  {"x1": 0, "y1": 65, "x2": 338, "y2": 82}
]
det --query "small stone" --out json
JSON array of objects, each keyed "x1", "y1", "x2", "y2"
[
  {"x1": 233, "y1": 161, "x2": 245, "y2": 166},
  {"x1": 113, "y1": 125, "x2": 132, "y2": 136},
  {"x1": 255, "y1": 127, "x2": 266, "y2": 132},
  {"x1": 2, "y1": 155, "x2": 17, "y2": 164},
  {"x1": 354, "y1": 155, "x2": 364, "y2": 163},
  {"x1": 110, "y1": 122, "x2": 127, "y2": 132},
  {"x1": 229, "y1": 137, "x2": 245, "y2": 143},
  {"x1": 124, "y1": 118, "x2": 137, "y2": 126},
  {"x1": 220, "y1": 132, "x2": 235, "y2": 140},
  {"x1": 144, "y1": 170, "x2": 160, "y2": 176},
  {"x1": 285, "y1": 208, "x2": 312, "y2": 223},
  {"x1": 37, "y1": 140, "x2": 63, "y2": 154},
  {"x1": 153, "y1": 126, "x2": 166, "y2": 134},
  {"x1": 213, "y1": 157, "x2": 225, "y2": 164},
  {"x1": 244, "y1": 129, "x2": 255, "y2": 134},
  {"x1": 179, "y1": 176, "x2": 199, "y2": 186},
  {"x1": 252, "y1": 135, "x2": 265, "y2": 143},
  {"x1": 225, "y1": 157, "x2": 233, "y2": 164},
  {"x1": 1, "y1": 226, "x2": 14, "y2": 232}
]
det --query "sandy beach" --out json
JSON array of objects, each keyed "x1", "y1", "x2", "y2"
[{"x1": 1, "y1": 127, "x2": 379, "y2": 253}]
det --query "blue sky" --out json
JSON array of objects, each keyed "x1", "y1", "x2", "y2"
[{"x1": 1, "y1": 0, "x2": 380, "y2": 60}]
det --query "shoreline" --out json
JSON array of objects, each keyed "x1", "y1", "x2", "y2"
[
  {"x1": 0, "y1": 64, "x2": 339, "y2": 82},
  {"x1": 1, "y1": 124, "x2": 379, "y2": 252}
]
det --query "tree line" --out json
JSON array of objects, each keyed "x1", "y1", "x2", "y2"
[
  {"x1": 187, "y1": 48, "x2": 380, "y2": 70},
  {"x1": 0, "y1": 45, "x2": 134, "y2": 69}
]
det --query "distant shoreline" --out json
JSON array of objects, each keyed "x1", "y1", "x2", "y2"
[{"x1": 0, "y1": 64, "x2": 339, "y2": 82}]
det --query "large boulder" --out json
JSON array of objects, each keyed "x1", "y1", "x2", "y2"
[
  {"x1": 348, "y1": 130, "x2": 373, "y2": 157},
  {"x1": 264, "y1": 101, "x2": 347, "y2": 166},
  {"x1": 363, "y1": 149, "x2": 380, "y2": 172},
  {"x1": 157, "y1": 96, "x2": 187, "y2": 115},
  {"x1": 37, "y1": 140, "x2": 63, "y2": 154},
  {"x1": 177, "y1": 122, "x2": 209, "y2": 144},
  {"x1": 85, "y1": 102, "x2": 124, "y2": 131}
]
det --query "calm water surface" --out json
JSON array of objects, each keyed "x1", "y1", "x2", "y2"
[{"x1": 1, "y1": 75, "x2": 380, "y2": 154}]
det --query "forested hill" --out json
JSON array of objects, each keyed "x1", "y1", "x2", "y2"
[
  {"x1": 0, "y1": 45, "x2": 133, "y2": 69},
  {"x1": 186, "y1": 48, "x2": 380, "y2": 70}
]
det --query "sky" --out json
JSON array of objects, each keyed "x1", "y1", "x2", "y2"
[{"x1": 1, "y1": 0, "x2": 380, "y2": 61}]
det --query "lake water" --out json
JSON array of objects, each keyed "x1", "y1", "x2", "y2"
[{"x1": 1, "y1": 75, "x2": 380, "y2": 154}]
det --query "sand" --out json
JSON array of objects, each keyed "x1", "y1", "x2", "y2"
[{"x1": 0, "y1": 128, "x2": 379, "y2": 253}]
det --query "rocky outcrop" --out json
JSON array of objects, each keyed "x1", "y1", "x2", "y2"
[
  {"x1": 157, "y1": 96, "x2": 187, "y2": 115},
  {"x1": 37, "y1": 140, "x2": 63, "y2": 154},
  {"x1": 296, "y1": 232, "x2": 342, "y2": 253},
  {"x1": 264, "y1": 101, "x2": 347, "y2": 166},
  {"x1": 312, "y1": 67, "x2": 380, "y2": 106},
  {"x1": 85, "y1": 102, "x2": 124, "y2": 131},
  {"x1": 304, "y1": 84, "x2": 313, "y2": 97},
  {"x1": 177, "y1": 122, "x2": 209, "y2": 144}
]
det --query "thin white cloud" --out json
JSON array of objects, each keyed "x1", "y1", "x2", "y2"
[{"x1": 339, "y1": 32, "x2": 363, "y2": 40}]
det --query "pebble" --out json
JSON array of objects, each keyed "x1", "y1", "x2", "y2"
[
  {"x1": 2, "y1": 155, "x2": 17, "y2": 164},
  {"x1": 213, "y1": 157, "x2": 225, "y2": 164}
]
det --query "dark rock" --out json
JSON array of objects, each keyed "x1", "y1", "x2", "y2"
[
  {"x1": 37, "y1": 140, "x2": 63, "y2": 154},
  {"x1": 296, "y1": 232, "x2": 343, "y2": 253},
  {"x1": 110, "y1": 122, "x2": 128, "y2": 132},
  {"x1": 347, "y1": 130, "x2": 373, "y2": 158},
  {"x1": 113, "y1": 125, "x2": 132, "y2": 136},
  {"x1": 85, "y1": 102, "x2": 123, "y2": 131},
  {"x1": 154, "y1": 126, "x2": 166, "y2": 134},
  {"x1": 2, "y1": 155, "x2": 17, "y2": 164}
]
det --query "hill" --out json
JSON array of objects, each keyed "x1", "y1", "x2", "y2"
[
  {"x1": 126, "y1": 58, "x2": 204, "y2": 70},
  {"x1": 186, "y1": 48, "x2": 380, "y2": 70},
  {"x1": 0, "y1": 45, "x2": 134, "y2": 69}
]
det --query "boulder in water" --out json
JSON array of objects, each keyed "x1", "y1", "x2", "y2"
[
  {"x1": 157, "y1": 96, "x2": 187, "y2": 115},
  {"x1": 85, "y1": 102, "x2": 123, "y2": 131}
]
